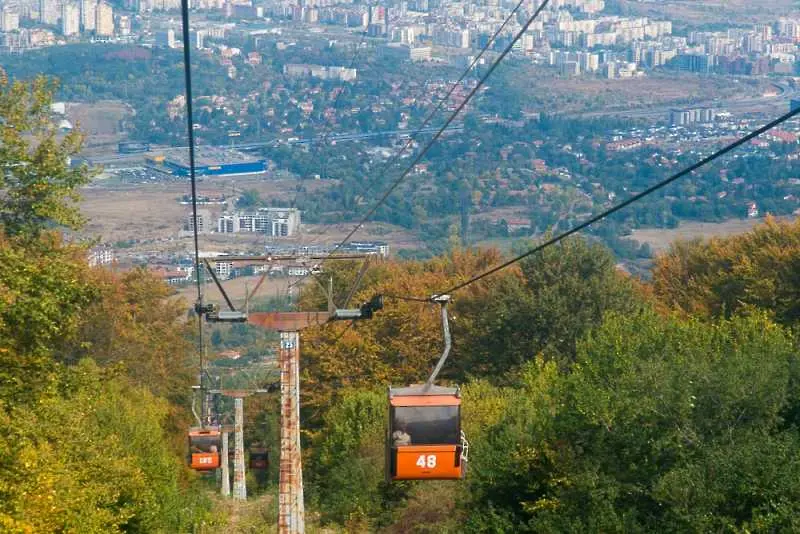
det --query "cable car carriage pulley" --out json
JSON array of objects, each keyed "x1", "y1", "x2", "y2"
[{"x1": 386, "y1": 294, "x2": 469, "y2": 481}]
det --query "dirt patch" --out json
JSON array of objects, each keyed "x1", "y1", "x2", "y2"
[
  {"x1": 626, "y1": 216, "x2": 796, "y2": 253},
  {"x1": 177, "y1": 273, "x2": 302, "y2": 308},
  {"x1": 80, "y1": 183, "x2": 187, "y2": 243},
  {"x1": 545, "y1": 73, "x2": 767, "y2": 115},
  {"x1": 67, "y1": 101, "x2": 131, "y2": 141},
  {"x1": 78, "y1": 176, "x2": 421, "y2": 256}
]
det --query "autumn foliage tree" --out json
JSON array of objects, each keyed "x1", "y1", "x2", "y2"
[
  {"x1": 652, "y1": 216, "x2": 800, "y2": 326},
  {"x1": 0, "y1": 72, "x2": 212, "y2": 531},
  {"x1": 0, "y1": 69, "x2": 90, "y2": 237},
  {"x1": 298, "y1": 249, "x2": 504, "y2": 412}
]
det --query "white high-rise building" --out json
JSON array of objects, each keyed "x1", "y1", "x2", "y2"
[
  {"x1": 80, "y1": 0, "x2": 95, "y2": 30},
  {"x1": 61, "y1": 2, "x2": 79, "y2": 35},
  {"x1": 155, "y1": 27, "x2": 175, "y2": 47},
  {"x1": 94, "y1": 0, "x2": 113, "y2": 35},
  {"x1": 117, "y1": 14, "x2": 130, "y2": 35},
  {"x1": 39, "y1": 0, "x2": 59, "y2": 25},
  {"x1": 0, "y1": 6, "x2": 20, "y2": 31}
]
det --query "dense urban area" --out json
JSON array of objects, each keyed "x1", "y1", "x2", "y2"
[
  {"x1": 1, "y1": 0, "x2": 800, "y2": 277},
  {"x1": 2, "y1": 0, "x2": 800, "y2": 531}
]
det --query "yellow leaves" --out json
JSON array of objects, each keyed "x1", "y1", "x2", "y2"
[
  {"x1": 651, "y1": 217, "x2": 800, "y2": 325},
  {"x1": 521, "y1": 497, "x2": 561, "y2": 514},
  {"x1": 0, "y1": 359, "x2": 190, "y2": 532},
  {"x1": 299, "y1": 249, "x2": 524, "y2": 414}
]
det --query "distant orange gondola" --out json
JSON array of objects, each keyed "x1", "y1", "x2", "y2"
[
  {"x1": 188, "y1": 427, "x2": 221, "y2": 471},
  {"x1": 249, "y1": 446, "x2": 269, "y2": 470}
]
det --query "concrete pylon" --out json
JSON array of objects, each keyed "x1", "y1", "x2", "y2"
[
  {"x1": 233, "y1": 398, "x2": 247, "y2": 500},
  {"x1": 221, "y1": 431, "x2": 231, "y2": 497}
]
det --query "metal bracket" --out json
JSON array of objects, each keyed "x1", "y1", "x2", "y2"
[
  {"x1": 424, "y1": 294, "x2": 451, "y2": 390},
  {"x1": 203, "y1": 259, "x2": 237, "y2": 312}
]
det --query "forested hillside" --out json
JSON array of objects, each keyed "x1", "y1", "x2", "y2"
[
  {"x1": 299, "y1": 218, "x2": 800, "y2": 533},
  {"x1": 0, "y1": 71, "x2": 220, "y2": 532}
]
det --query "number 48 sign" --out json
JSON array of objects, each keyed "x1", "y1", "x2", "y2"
[{"x1": 416, "y1": 454, "x2": 437, "y2": 469}]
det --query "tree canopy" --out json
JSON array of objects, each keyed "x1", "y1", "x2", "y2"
[{"x1": 0, "y1": 75, "x2": 215, "y2": 532}]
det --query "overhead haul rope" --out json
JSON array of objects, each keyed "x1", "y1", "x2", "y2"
[
  {"x1": 289, "y1": 0, "x2": 554, "y2": 291},
  {"x1": 179, "y1": 0, "x2": 206, "y2": 398}
]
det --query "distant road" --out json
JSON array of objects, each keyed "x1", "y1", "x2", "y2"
[
  {"x1": 563, "y1": 79, "x2": 799, "y2": 122},
  {"x1": 87, "y1": 126, "x2": 463, "y2": 165}
]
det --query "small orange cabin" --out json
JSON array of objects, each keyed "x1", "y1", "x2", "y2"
[
  {"x1": 188, "y1": 427, "x2": 221, "y2": 471},
  {"x1": 249, "y1": 447, "x2": 269, "y2": 470},
  {"x1": 387, "y1": 385, "x2": 467, "y2": 481}
]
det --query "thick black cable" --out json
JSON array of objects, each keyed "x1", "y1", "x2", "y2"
[
  {"x1": 432, "y1": 105, "x2": 800, "y2": 297},
  {"x1": 328, "y1": 0, "x2": 551, "y2": 251},
  {"x1": 293, "y1": 0, "x2": 552, "y2": 290},
  {"x1": 179, "y1": 0, "x2": 206, "y2": 400},
  {"x1": 300, "y1": 0, "x2": 527, "y2": 252},
  {"x1": 364, "y1": 0, "x2": 526, "y2": 185},
  {"x1": 179, "y1": 0, "x2": 201, "y2": 306}
]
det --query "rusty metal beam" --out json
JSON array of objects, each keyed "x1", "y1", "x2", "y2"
[
  {"x1": 247, "y1": 312, "x2": 330, "y2": 331},
  {"x1": 208, "y1": 389, "x2": 272, "y2": 398}
]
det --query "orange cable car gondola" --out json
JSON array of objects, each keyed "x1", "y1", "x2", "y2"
[
  {"x1": 249, "y1": 445, "x2": 270, "y2": 470},
  {"x1": 386, "y1": 295, "x2": 469, "y2": 481},
  {"x1": 188, "y1": 426, "x2": 222, "y2": 471}
]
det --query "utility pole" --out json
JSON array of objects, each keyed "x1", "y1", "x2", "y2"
[{"x1": 210, "y1": 389, "x2": 272, "y2": 500}]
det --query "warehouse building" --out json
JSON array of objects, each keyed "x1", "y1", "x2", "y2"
[{"x1": 159, "y1": 147, "x2": 267, "y2": 177}]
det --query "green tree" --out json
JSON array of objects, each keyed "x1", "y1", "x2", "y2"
[
  {"x1": 463, "y1": 311, "x2": 800, "y2": 533},
  {"x1": 0, "y1": 232, "x2": 97, "y2": 404},
  {"x1": 0, "y1": 359, "x2": 215, "y2": 533},
  {"x1": 236, "y1": 189, "x2": 262, "y2": 209},
  {"x1": 0, "y1": 70, "x2": 91, "y2": 237},
  {"x1": 306, "y1": 388, "x2": 406, "y2": 529},
  {"x1": 454, "y1": 236, "x2": 645, "y2": 376}
]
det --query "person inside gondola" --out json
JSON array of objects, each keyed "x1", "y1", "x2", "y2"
[{"x1": 392, "y1": 423, "x2": 411, "y2": 446}]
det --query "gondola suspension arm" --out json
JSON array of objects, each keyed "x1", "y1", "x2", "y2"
[{"x1": 424, "y1": 294, "x2": 451, "y2": 391}]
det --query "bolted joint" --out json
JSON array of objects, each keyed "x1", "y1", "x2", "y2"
[
  {"x1": 195, "y1": 301, "x2": 217, "y2": 316},
  {"x1": 359, "y1": 294, "x2": 384, "y2": 320},
  {"x1": 330, "y1": 295, "x2": 385, "y2": 321}
]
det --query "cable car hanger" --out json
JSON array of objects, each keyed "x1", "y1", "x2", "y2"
[{"x1": 423, "y1": 294, "x2": 451, "y2": 391}]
